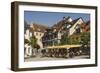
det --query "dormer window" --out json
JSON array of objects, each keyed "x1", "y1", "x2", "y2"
[
  {"x1": 68, "y1": 18, "x2": 72, "y2": 22},
  {"x1": 76, "y1": 28, "x2": 80, "y2": 33},
  {"x1": 75, "y1": 24, "x2": 80, "y2": 33},
  {"x1": 75, "y1": 24, "x2": 80, "y2": 29},
  {"x1": 36, "y1": 32, "x2": 38, "y2": 36},
  {"x1": 54, "y1": 29, "x2": 56, "y2": 32},
  {"x1": 66, "y1": 24, "x2": 71, "y2": 29}
]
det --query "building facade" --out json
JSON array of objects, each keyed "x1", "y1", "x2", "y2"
[
  {"x1": 42, "y1": 17, "x2": 89, "y2": 48},
  {"x1": 24, "y1": 23, "x2": 47, "y2": 58},
  {"x1": 24, "y1": 16, "x2": 90, "y2": 58}
]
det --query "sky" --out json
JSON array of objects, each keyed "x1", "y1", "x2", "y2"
[{"x1": 24, "y1": 11, "x2": 90, "y2": 27}]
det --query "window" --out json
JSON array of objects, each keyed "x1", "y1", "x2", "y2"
[
  {"x1": 75, "y1": 24, "x2": 80, "y2": 33},
  {"x1": 54, "y1": 29, "x2": 56, "y2": 32},
  {"x1": 76, "y1": 28, "x2": 80, "y2": 33},
  {"x1": 24, "y1": 48, "x2": 26, "y2": 54},
  {"x1": 54, "y1": 34, "x2": 57, "y2": 38},
  {"x1": 28, "y1": 48, "x2": 30, "y2": 53},
  {"x1": 75, "y1": 24, "x2": 80, "y2": 29},
  {"x1": 40, "y1": 33, "x2": 41, "y2": 36},
  {"x1": 76, "y1": 36, "x2": 79, "y2": 40},
  {"x1": 36, "y1": 32, "x2": 38, "y2": 36},
  {"x1": 66, "y1": 24, "x2": 71, "y2": 29}
]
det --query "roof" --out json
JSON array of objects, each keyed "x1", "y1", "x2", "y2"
[
  {"x1": 81, "y1": 20, "x2": 90, "y2": 32},
  {"x1": 25, "y1": 16, "x2": 89, "y2": 35},
  {"x1": 72, "y1": 17, "x2": 84, "y2": 24},
  {"x1": 43, "y1": 17, "x2": 85, "y2": 37},
  {"x1": 30, "y1": 23, "x2": 48, "y2": 32},
  {"x1": 85, "y1": 21, "x2": 90, "y2": 26},
  {"x1": 52, "y1": 16, "x2": 73, "y2": 32}
]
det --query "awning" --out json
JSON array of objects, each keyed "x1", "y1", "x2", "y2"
[{"x1": 46, "y1": 45, "x2": 81, "y2": 49}]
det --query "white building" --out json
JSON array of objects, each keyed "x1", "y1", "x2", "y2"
[
  {"x1": 24, "y1": 23, "x2": 47, "y2": 58},
  {"x1": 24, "y1": 29, "x2": 33, "y2": 58},
  {"x1": 30, "y1": 23, "x2": 47, "y2": 48},
  {"x1": 69, "y1": 18, "x2": 84, "y2": 35}
]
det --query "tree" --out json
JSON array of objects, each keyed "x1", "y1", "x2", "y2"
[
  {"x1": 60, "y1": 32, "x2": 81, "y2": 45},
  {"x1": 60, "y1": 30, "x2": 90, "y2": 46},
  {"x1": 29, "y1": 36, "x2": 41, "y2": 51},
  {"x1": 80, "y1": 32, "x2": 90, "y2": 46},
  {"x1": 60, "y1": 32, "x2": 69, "y2": 45},
  {"x1": 24, "y1": 39, "x2": 30, "y2": 44},
  {"x1": 29, "y1": 36, "x2": 37, "y2": 48},
  {"x1": 68, "y1": 35, "x2": 81, "y2": 45},
  {"x1": 80, "y1": 32, "x2": 90, "y2": 54}
]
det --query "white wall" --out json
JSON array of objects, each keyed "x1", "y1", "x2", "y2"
[
  {"x1": 0, "y1": 0, "x2": 99, "y2": 73},
  {"x1": 34, "y1": 32, "x2": 44, "y2": 48},
  {"x1": 69, "y1": 18, "x2": 83, "y2": 35}
]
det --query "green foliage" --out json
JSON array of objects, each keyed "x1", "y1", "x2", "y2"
[
  {"x1": 60, "y1": 32, "x2": 69, "y2": 45},
  {"x1": 24, "y1": 35, "x2": 40, "y2": 49},
  {"x1": 30, "y1": 36, "x2": 41, "y2": 50},
  {"x1": 68, "y1": 35, "x2": 81, "y2": 44},
  {"x1": 54, "y1": 41, "x2": 58, "y2": 46},
  {"x1": 79, "y1": 32, "x2": 90, "y2": 54},
  {"x1": 60, "y1": 32, "x2": 81, "y2": 45},
  {"x1": 34, "y1": 44, "x2": 40, "y2": 50},
  {"x1": 60, "y1": 31, "x2": 90, "y2": 45},
  {"x1": 24, "y1": 39, "x2": 30, "y2": 44},
  {"x1": 29, "y1": 36, "x2": 37, "y2": 48},
  {"x1": 80, "y1": 32, "x2": 90, "y2": 46}
]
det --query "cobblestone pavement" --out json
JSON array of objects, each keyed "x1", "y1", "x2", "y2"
[{"x1": 25, "y1": 55, "x2": 90, "y2": 62}]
